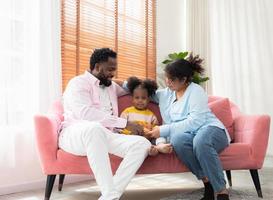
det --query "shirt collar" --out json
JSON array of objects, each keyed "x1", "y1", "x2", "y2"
[
  {"x1": 84, "y1": 70, "x2": 100, "y2": 86},
  {"x1": 172, "y1": 82, "x2": 193, "y2": 103}
]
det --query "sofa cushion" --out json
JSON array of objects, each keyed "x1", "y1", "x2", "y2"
[{"x1": 208, "y1": 98, "x2": 234, "y2": 140}]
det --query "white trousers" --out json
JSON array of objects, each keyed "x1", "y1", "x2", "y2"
[{"x1": 59, "y1": 121, "x2": 151, "y2": 200}]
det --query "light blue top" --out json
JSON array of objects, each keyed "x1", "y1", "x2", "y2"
[{"x1": 153, "y1": 83, "x2": 231, "y2": 143}]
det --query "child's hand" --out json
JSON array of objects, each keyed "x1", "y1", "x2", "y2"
[
  {"x1": 143, "y1": 127, "x2": 150, "y2": 133},
  {"x1": 143, "y1": 127, "x2": 151, "y2": 138},
  {"x1": 145, "y1": 123, "x2": 153, "y2": 130},
  {"x1": 125, "y1": 121, "x2": 144, "y2": 135}
]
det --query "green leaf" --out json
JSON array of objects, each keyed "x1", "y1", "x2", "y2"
[
  {"x1": 168, "y1": 53, "x2": 178, "y2": 60},
  {"x1": 192, "y1": 73, "x2": 210, "y2": 84},
  {"x1": 177, "y1": 52, "x2": 188, "y2": 59},
  {"x1": 200, "y1": 77, "x2": 209, "y2": 82},
  {"x1": 162, "y1": 59, "x2": 172, "y2": 64}
]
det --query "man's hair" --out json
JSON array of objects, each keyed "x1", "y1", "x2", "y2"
[{"x1": 89, "y1": 48, "x2": 117, "y2": 70}]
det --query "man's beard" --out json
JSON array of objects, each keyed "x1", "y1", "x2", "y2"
[{"x1": 97, "y1": 73, "x2": 112, "y2": 87}]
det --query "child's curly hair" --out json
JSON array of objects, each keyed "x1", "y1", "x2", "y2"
[{"x1": 127, "y1": 76, "x2": 158, "y2": 97}]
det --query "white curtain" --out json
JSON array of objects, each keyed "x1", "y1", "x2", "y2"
[
  {"x1": 0, "y1": 0, "x2": 61, "y2": 184},
  {"x1": 186, "y1": 0, "x2": 212, "y2": 93},
  {"x1": 208, "y1": 0, "x2": 273, "y2": 155},
  {"x1": 209, "y1": 0, "x2": 273, "y2": 112}
]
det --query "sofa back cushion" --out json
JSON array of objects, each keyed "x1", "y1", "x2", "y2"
[
  {"x1": 208, "y1": 98, "x2": 234, "y2": 141},
  {"x1": 51, "y1": 95, "x2": 234, "y2": 140},
  {"x1": 49, "y1": 100, "x2": 64, "y2": 122}
]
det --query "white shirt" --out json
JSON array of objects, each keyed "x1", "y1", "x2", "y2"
[
  {"x1": 61, "y1": 71, "x2": 128, "y2": 129},
  {"x1": 99, "y1": 85, "x2": 113, "y2": 115}
]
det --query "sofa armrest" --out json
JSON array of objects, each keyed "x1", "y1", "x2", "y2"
[
  {"x1": 234, "y1": 114, "x2": 271, "y2": 168},
  {"x1": 34, "y1": 114, "x2": 59, "y2": 171}
]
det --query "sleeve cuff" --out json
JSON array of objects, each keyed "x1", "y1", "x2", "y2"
[
  {"x1": 122, "y1": 80, "x2": 128, "y2": 91},
  {"x1": 117, "y1": 118, "x2": 127, "y2": 128},
  {"x1": 101, "y1": 117, "x2": 127, "y2": 128},
  {"x1": 160, "y1": 124, "x2": 170, "y2": 137}
]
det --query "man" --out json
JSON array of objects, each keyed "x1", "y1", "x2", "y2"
[{"x1": 58, "y1": 48, "x2": 151, "y2": 200}]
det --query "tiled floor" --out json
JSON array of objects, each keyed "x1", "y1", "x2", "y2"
[{"x1": 1, "y1": 156, "x2": 273, "y2": 200}]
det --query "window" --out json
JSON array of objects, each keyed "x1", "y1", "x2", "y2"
[{"x1": 61, "y1": 0, "x2": 156, "y2": 90}]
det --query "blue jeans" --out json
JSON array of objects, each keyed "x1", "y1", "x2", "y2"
[{"x1": 170, "y1": 126, "x2": 229, "y2": 192}]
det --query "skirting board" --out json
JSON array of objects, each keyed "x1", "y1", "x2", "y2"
[{"x1": 0, "y1": 175, "x2": 93, "y2": 196}]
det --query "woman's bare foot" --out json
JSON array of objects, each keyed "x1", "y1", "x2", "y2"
[
  {"x1": 156, "y1": 143, "x2": 173, "y2": 154},
  {"x1": 149, "y1": 145, "x2": 159, "y2": 156}
]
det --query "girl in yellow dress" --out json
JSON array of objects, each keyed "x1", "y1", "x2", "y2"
[{"x1": 120, "y1": 77, "x2": 172, "y2": 156}]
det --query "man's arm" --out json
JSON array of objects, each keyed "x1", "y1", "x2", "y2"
[
  {"x1": 64, "y1": 81, "x2": 127, "y2": 128},
  {"x1": 112, "y1": 79, "x2": 129, "y2": 97}
]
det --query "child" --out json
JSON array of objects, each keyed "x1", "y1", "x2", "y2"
[{"x1": 120, "y1": 76, "x2": 172, "y2": 156}]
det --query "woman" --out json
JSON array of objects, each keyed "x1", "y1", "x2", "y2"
[{"x1": 146, "y1": 54, "x2": 231, "y2": 200}]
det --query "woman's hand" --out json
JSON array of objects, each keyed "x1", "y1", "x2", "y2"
[{"x1": 145, "y1": 126, "x2": 160, "y2": 139}]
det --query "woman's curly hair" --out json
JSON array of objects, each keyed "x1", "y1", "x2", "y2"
[
  {"x1": 127, "y1": 76, "x2": 158, "y2": 97},
  {"x1": 165, "y1": 53, "x2": 204, "y2": 83}
]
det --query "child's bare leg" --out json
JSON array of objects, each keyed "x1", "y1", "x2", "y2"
[
  {"x1": 149, "y1": 145, "x2": 159, "y2": 156},
  {"x1": 155, "y1": 143, "x2": 173, "y2": 154}
]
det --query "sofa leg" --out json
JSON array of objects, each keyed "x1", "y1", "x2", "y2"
[
  {"x1": 225, "y1": 170, "x2": 232, "y2": 187},
  {"x1": 44, "y1": 175, "x2": 56, "y2": 200},
  {"x1": 58, "y1": 174, "x2": 65, "y2": 191},
  {"x1": 250, "y1": 169, "x2": 263, "y2": 198}
]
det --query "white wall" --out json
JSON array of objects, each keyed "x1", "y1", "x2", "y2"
[{"x1": 156, "y1": 0, "x2": 187, "y2": 87}]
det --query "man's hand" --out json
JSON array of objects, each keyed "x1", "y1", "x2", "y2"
[
  {"x1": 145, "y1": 126, "x2": 160, "y2": 139},
  {"x1": 125, "y1": 121, "x2": 144, "y2": 135}
]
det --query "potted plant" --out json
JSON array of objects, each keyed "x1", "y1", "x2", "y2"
[{"x1": 162, "y1": 51, "x2": 209, "y2": 85}]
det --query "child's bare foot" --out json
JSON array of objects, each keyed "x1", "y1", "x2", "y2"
[
  {"x1": 149, "y1": 145, "x2": 159, "y2": 156},
  {"x1": 156, "y1": 143, "x2": 173, "y2": 154}
]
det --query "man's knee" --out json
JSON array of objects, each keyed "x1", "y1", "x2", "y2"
[
  {"x1": 136, "y1": 136, "x2": 151, "y2": 150},
  {"x1": 128, "y1": 136, "x2": 151, "y2": 153},
  {"x1": 81, "y1": 122, "x2": 106, "y2": 139}
]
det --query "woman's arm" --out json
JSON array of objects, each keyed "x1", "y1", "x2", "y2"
[
  {"x1": 160, "y1": 89, "x2": 208, "y2": 137},
  {"x1": 149, "y1": 88, "x2": 165, "y2": 104}
]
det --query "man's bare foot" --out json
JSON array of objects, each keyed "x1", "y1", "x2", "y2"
[
  {"x1": 156, "y1": 143, "x2": 173, "y2": 154},
  {"x1": 149, "y1": 145, "x2": 159, "y2": 156}
]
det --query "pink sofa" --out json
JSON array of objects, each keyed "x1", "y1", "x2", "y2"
[{"x1": 34, "y1": 95, "x2": 271, "y2": 200}]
